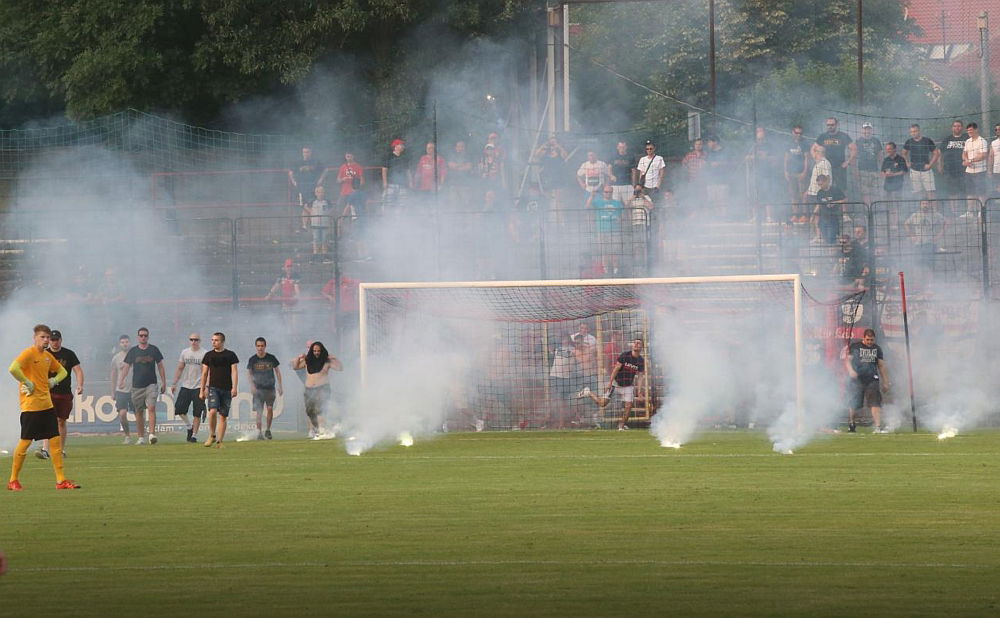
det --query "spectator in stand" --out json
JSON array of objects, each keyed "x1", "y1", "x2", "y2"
[
  {"x1": 855, "y1": 122, "x2": 883, "y2": 205},
  {"x1": 704, "y1": 135, "x2": 729, "y2": 217},
  {"x1": 381, "y1": 138, "x2": 411, "y2": 211},
  {"x1": 938, "y1": 120, "x2": 969, "y2": 211},
  {"x1": 881, "y1": 142, "x2": 908, "y2": 198},
  {"x1": 289, "y1": 146, "x2": 328, "y2": 208},
  {"x1": 833, "y1": 234, "x2": 869, "y2": 290},
  {"x1": 587, "y1": 185, "x2": 624, "y2": 275},
  {"x1": 322, "y1": 275, "x2": 360, "y2": 336},
  {"x1": 805, "y1": 145, "x2": 833, "y2": 202},
  {"x1": 785, "y1": 125, "x2": 810, "y2": 220},
  {"x1": 989, "y1": 124, "x2": 1000, "y2": 196},
  {"x1": 485, "y1": 132, "x2": 506, "y2": 162},
  {"x1": 534, "y1": 134, "x2": 569, "y2": 201},
  {"x1": 903, "y1": 124, "x2": 938, "y2": 200},
  {"x1": 303, "y1": 185, "x2": 331, "y2": 256},
  {"x1": 811, "y1": 174, "x2": 846, "y2": 245},
  {"x1": 414, "y1": 141, "x2": 447, "y2": 205},
  {"x1": 448, "y1": 140, "x2": 476, "y2": 206},
  {"x1": 814, "y1": 117, "x2": 856, "y2": 191},
  {"x1": 548, "y1": 333, "x2": 579, "y2": 428},
  {"x1": 479, "y1": 143, "x2": 506, "y2": 193},
  {"x1": 266, "y1": 258, "x2": 301, "y2": 333},
  {"x1": 682, "y1": 137, "x2": 707, "y2": 209},
  {"x1": 746, "y1": 127, "x2": 782, "y2": 222},
  {"x1": 577, "y1": 150, "x2": 611, "y2": 196},
  {"x1": 636, "y1": 140, "x2": 666, "y2": 204},
  {"x1": 608, "y1": 141, "x2": 637, "y2": 205},
  {"x1": 905, "y1": 200, "x2": 947, "y2": 262},
  {"x1": 336, "y1": 151, "x2": 365, "y2": 212},
  {"x1": 963, "y1": 122, "x2": 989, "y2": 213}
]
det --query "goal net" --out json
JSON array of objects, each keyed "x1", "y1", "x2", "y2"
[{"x1": 358, "y1": 275, "x2": 803, "y2": 435}]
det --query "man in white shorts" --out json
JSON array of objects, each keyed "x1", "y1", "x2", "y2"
[
  {"x1": 577, "y1": 338, "x2": 645, "y2": 431},
  {"x1": 903, "y1": 124, "x2": 938, "y2": 199}
]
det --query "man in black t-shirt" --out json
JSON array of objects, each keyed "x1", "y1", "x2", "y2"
[
  {"x1": 855, "y1": 122, "x2": 883, "y2": 203},
  {"x1": 938, "y1": 120, "x2": 969, "y2": 204},
  {"x1": 815, "y1": 117, "x2": 856, "y2": 191},
  {"x1": 246, "y1": 337, "x2": 283, "y2": 440},
  {"x1": 881, "y1": 142, "x2": 909, "y2": 195},
  {"x1": 289, "y1": 146, "x2": 328, "y2": 207},
  {"x1": 843, "y1": 329, "x2": 890, "y2": 433},
  {"x1": 578, "y1": 338, "x2": 646, "y2": 430},
  {"x1": 811, "y1": 175, "x2": 846, "y2": 244},
  {"x1": 903, "y1": 124, "x2": 938, "y2": 199},
  {"x1": 119, "y1": 327, "x2": 166, "y2": 445},
  {"x1": 200, "y1": 332, "x2": 239, "y2": 448},
  {"x1": 608, "y1": 140, "x2": 637, "y2": 205},
  {"x1": 381, "y1": 139, "x2": 411, "y2": 210},
  {"x1": 39, "y1": 330, "x2": 83, "y2": 459}
]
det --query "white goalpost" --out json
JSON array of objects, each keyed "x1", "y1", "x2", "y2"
[{"x1": 359, "y1": 275, "x2": 804, "y2": 431}]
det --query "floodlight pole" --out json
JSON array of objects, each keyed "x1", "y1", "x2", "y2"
[{"x1": 857, "y1": 0, "x2": 864, "y2": 108}]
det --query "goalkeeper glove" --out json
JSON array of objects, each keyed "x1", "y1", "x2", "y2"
[
  {"x1": 48, "y1": 377, "x2": 60, "y2": 389},
  {"x1": 20, "y1": 380, "x2": 34, "y2": 395}
]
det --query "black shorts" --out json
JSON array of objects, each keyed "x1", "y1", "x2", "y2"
[
  {"x1": 21, "y1": 408, "x2": 58, "y2": 441},
  {"x1": 849, "y1": 379, "x2": 882, "y2": 410},
  {"x1": 51, "y1": 393, "x2": 73, "y2": 420},
  {"x1": 253, "y1": 388, "x2": 276, "y2": 411},
  {"x1": 114, "y1": 391, "x2": 135, "y2": 412},
  {"x1": 174, "y1": 387, "x2": 206, "y2": 420}
]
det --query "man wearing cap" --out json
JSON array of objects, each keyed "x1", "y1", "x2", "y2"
[
  {"x1": 382, "y1": 138, "x2": 411, "y2": 211},
  {"x1": 855, "y1": 122, "x2": 883, "y2": 204},
  {"x1": 36, "y1": 330, "x2": 82, "y2": 459}
]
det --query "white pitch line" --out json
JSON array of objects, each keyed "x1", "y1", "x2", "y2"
[{"x1": 18, "y1": 559, "x2": 994, "y2": 573}]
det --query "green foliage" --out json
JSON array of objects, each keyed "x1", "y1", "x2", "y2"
[
  {"x1": 0, "y1": 0, "x2": 540, "y2": 125},
  {"x1": 571, "y1": 0, "x2": 931, "y2": 146}
]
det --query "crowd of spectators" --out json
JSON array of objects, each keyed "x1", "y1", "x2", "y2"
[{"x1": 285, "y1": 116, "x2": 1000, "y2": 286}]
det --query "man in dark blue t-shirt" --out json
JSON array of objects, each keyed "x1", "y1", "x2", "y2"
[
  {"x1": 844, "y1": 329, "x2": 890, "y2": 433},
  {"x1": 578, "y1": 338, "x2": 646, "y2": 431},
  {"x1": 881, "y1": 142, "x2": 909, "y2": 195},
  {"x1": 246, "y1": 337, "x2": 283, "y2": 440}
]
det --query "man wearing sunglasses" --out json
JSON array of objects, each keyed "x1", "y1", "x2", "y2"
[
  {"x1": 171, "y1": 333, "x2": 207, "y2": 443},
  {"x1": 118, "y1": 327, "x2": 166, "y2": 445}
]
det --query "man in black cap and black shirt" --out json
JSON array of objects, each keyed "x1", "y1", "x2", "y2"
[{"x1": 37, "y1": 330, "x2": 83, "y2": 459}]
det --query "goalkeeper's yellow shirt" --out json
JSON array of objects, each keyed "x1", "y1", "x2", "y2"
[{"x1": 15, "y1": 346, "x2": 63, "y2": 412}]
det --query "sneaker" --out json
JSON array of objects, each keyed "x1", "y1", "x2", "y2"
[
  {"x1": 35, "y1": 449, "x2": 50, "y2": 460},
  {"x1": 264, "y1": 430, "x2": 272, "y2": 440},
  {"x1": 61, "y1": 450, "x2": 66, "y2": 458},
  {"x1": 122, "y1": 436, "x2": 132, "y2": 445},
  {"x1": 136, "y1": 437, "x2": 146, "y2": 445},
  {"x1": 874, "y1": 427, "x2": 889, "y2": 434},
  {"x1": 257, "y1": 432, "x2": 265, "y2": 441},
  {"x1": 848, "y1": 424, "x2": 857, "y2": 433},
  {"x1": 186, "y1": 428, "x2": 193, "y2": 441},
  {"x1": 618, "y1": 424, "x2": 629, "y2": 431},
  {"x1": 214, "y1": 441, "x2": 223, "y2": 449},
  {"x1": 186, "y1": 435, "x2": 198, "y2": 443},
  {"x1": 575, "y1": 387, "x2": 591, "y2": 399},
  {"x1": 149, "y1": 434, "x2": 158, "y2": 445},
  {"x1": 204, "y1": 435, "x2": 216, "y2": 447},
  {"x1": 7, "y1": 480, "x2": 23, "y2": 491},
  {"x1": 474, "y1": 419, "x2": 485, "y2": 432},
  {"x1": 55, "y1": 479, "x2": 81, "y2": 490}
]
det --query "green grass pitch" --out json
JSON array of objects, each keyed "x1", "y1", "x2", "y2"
[{"x1": 1, "y1": 430, "x2": 999, "y2": 617}]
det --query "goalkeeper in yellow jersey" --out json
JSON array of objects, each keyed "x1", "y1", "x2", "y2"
[{"x1": 7, "y1": 324, "x2": 80, "y2": 490}]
